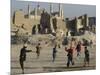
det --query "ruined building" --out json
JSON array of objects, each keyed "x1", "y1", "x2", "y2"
[
  {"x1": 12, "y1": 3, "x2": 67, "y2": 37},
  {"x1": 67, "y1": 14, "x2": 90, "y2": 36},
  {"x1": 12, "y1": 3, "x2": 95, "y2": 37}
]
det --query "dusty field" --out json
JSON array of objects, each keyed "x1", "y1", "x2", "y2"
[{"x1": 11, "y1": 38, "x2": 96, "y2": 74}]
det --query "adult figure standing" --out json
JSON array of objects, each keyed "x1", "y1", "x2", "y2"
[{"x1": 19, "y1": 44, "x2": 32, "y2": 74}]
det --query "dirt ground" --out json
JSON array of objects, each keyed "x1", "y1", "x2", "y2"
[{"x1": 11, "y1": 38, "x2": 96, "y2": 74}]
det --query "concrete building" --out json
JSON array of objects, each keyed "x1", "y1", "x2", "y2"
[
  {"x1": 67, "y1": 14, "x2": 89, "y2": 35},
  {"x1": 12, "y1": 3, "x2": 95, "y2": 37},
  {"x1": 88, "y1": 17, "x2": 96, "y2": 33},
  {"x1": 12, "y1": 3, "x2": 67, "y2": 36}
]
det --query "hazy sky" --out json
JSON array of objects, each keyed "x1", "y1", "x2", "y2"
[{"x1": 11, "y1": 0, "x2": 96, "y2": 18}]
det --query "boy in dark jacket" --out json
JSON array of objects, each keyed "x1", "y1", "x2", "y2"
[
  {"x1": 52, "y1": 45, "x2": 57, "y2": 62},
  {"x1": 19, "y1": 44, "x2": 32, "y2": 74},
  {"x1": 84, "y1": 46, "x2": 90, "y2": 67},
  {"x1": 65, "y1": 47, "x2": 74, "y2": 67},
  {"x1": 36, "y1": 43, "x2": 41, "y2": 59}
]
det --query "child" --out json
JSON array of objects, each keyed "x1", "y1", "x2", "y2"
[
  {"x1": 52, "y1": 45, "x2": 57, "y2": 62},
  {"x1": 65, "y1": 47, "x2": 74, "y2": 67},
  {"x1": 84, "y1": 46, "x2": 90, "y2": 67},
  {"x1": 36, "y1": 43, "x2": 41, "y2": 59}
]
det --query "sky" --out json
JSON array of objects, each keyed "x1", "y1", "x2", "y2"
[{"x1": 11, "y1": 0, "x2": 96, "y2": 19}]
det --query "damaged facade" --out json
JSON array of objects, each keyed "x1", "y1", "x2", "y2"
[
  {"x1": 11, "y1": 3, "x2": 96, "y2": 37},
  {"x1": 66, "y1": 14, "x2": 96, "y2": 36},
  {"x1": 12, "y1": 3, "x2": 67, "y2": 37}
]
